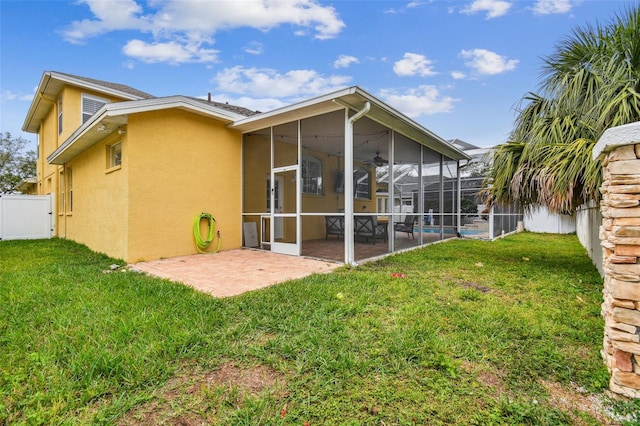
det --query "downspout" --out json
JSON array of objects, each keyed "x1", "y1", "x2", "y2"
[
  {"x1": 344, "y1": 101, "x2": 370, "y2": 266},
  {"x1": 457, "y1": 161, "x2": 461, "y2": 236}
]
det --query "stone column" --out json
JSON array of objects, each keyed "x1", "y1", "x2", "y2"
[{"x1": 593, "y1": 122, "x2": 640, "y2": 398}]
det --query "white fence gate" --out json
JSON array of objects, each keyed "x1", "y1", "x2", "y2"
[{"x1": 0, "y1": 194, "x2": 53, "y2": 240}]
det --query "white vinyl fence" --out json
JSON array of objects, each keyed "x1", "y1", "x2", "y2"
[
  {"x1": 576, "y1": 201, "x2": 603, "y2": 277},
  {"x1": 0, "y1": 194, "x2": 53, "y2": 241}
]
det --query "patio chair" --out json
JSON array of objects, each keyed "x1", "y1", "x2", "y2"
[
  {"x1": 395, "y1": 215, "x2": 417, "y2": 239},
  {"x1": 325, "y1": 215, "x2": 345, "y2": 240},
  {"x1": 355, "y1": 215, "x2": 388, "y2": 245}
]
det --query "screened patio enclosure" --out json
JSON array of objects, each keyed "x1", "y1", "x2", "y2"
[{"x1": 234, "y1": 87, "x2": 470, "y2": 265}]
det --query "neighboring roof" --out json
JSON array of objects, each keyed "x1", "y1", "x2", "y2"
[
  {"x1": 22, "y1": 71, "x2": 155, "y2": 133},
  {"x1": 15, "y1": 177, "x2": 37, "y2": 192},
  {"x1": 449, "y1": 138, "x2": 480, "y2": 151},
  {"x1": 47, "y1": 96, "x2": 253, "y2": 165},
  {"x1": 231, "y1": 86, "x2": 470, "y2": 161}
]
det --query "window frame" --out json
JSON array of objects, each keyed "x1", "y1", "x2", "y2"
[
  {"x1": 66, "y1": 167, "x2": 73, "y2": 213},
  {"x1": 301, "y1": 153, "x2": 323, "y2": 195},
  {"x1": 108, "y1": 142, "x2": 122, "y2": 170}
]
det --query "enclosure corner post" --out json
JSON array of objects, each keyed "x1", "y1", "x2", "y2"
[{"x1": 593, "y1": 121, "x2": 640, "y2": 399}]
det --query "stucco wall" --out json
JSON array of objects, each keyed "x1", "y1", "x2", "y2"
[
  {"x1": 125, "y1": 109, "x2": 242, "y2": 262},
  {"x1": 65, "y1": 131, "x2": 129, "y2": 259},
  {"x1": 36, "y1": 85, "x2": 131, "y2": 239}
]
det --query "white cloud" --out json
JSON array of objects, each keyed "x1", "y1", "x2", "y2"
[
  {"x1": 1, "y1": 89, "x2": 33, "y2": 102},
  {"x1": 213, "y1": 66, "x2": 351, "y2": 98},
  {"x1": 379, "y1": 86, "x2": 458, "y2": 117},
  {"x1": 461, "y1": 0, "x2": 512, "y2": 19},
  {"x1": 243, "y1": 41, "x2": 264, "y2": 55},
  {"x1": 384, "y1": 1, "x2": 425, "y2": 14},
  {"x1": 532, "y1": 0, "x2": 573, "y2": 15},
  {"x1": 393, "y1": 53, "x2": 437, "y2": 77},
  {"x1": 122, "y1": 39, "x2": 218, "y2": 64},
  {"x1": 61, "y1": 0, "x2": 344, "y2": 63},
  {"x1": 451, "y1": 71, "x2": 467, "y2": 80},
  {"x1": 460, "y1": 49, "x2": 518, "y2": 75},
  {"x1": 61, "y1": 0, "x2": 145, "y2": 44},
  {"x1": 334, "y1": 55, "x2": 359, "y2": 69}
]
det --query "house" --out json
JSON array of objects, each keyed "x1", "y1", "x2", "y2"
[
  {"x1": 22, "y1": 71, "x2": 470, "y2": 265},
  {"x1": 15, "y1": 177, "x2": 38, "y2": 195}
]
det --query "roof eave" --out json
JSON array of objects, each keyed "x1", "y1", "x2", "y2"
[
  {"x1": 47, "y1": 96, "x2": 248, "y2": 165},
  {"x1": 230, "y1": 86, "x2": 469, "y2": 161},
  {"x1": 22, "y1": 71, "x2": 153, "y2": 134},
  {"x1": 336, "y1": 87, "x2": 470, "y2": 161},
  {"x1": 229, "y1": 86, "x2": 358, "y2": 132}
]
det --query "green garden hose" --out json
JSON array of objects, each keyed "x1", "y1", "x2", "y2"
[{"x1": 193, "y1": 212, "x2": 221, "y2": 253}]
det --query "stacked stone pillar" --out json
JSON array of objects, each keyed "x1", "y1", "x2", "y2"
[{"x1": 594, "y1": 122, "x2": 640, "y2": 398}]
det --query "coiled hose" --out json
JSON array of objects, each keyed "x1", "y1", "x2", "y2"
[{"x1": 193, "y1": 212, "x2": 221, "y2": 253}]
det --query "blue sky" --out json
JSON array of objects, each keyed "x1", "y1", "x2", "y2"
[{"x1": 0, "y1": 0, "x2": 632, "y2": 151}]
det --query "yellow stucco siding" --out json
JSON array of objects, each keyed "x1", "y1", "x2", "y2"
[
  {"x1": 59, "y1": 86, "x2": 126, "y2": 142},
  {"x1": 63, "y1": 131, "x2": 129, "y2": 259},
  {"x1": 126, "y1": 109, "x2": 242, "y2": 262},
  {"x1": 242, "y1": 135, "x2": 270, "y2": 215},
  {"x1": 35, "y1": 85, "x2": 132, "y2": 238},
  {"x1": 36, "y1": 95, "x2": 63, "y2": 235}
]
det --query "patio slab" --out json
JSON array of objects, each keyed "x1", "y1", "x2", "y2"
[{"x1": 131, "y1": 249, "x2": 341, "y2": 298}]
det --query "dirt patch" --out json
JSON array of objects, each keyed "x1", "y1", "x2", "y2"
[
  {"x1": 118, "y1": 362, "x2": 287, "y2": 425},
  {"x1": 192, "y1": 363, "x2": 281, "y2": 396},
  {"x1": 460, "y1": 281, "x2": 492, "y2": 293},
  {"x1": 540, "y1": 379, "x2": 614, "y2": 425},
  {"x1": 461, "y1": 363, "x2": 616, "y2": 424},
  {"x1": 461, "y1": 361, "x2": 507, "y2": 399}
]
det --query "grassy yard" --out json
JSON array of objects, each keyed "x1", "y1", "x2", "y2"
[{"x1": 1, "y1": 233, "x2": 639, "y2": 425}]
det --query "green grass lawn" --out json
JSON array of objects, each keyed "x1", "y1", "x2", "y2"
[{"x1": 1, "y1": 233, "x2": 639, "y2": 425}]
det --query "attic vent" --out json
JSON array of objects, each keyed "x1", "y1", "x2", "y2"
[{"x1": 82, "y1": 94, "x2": 109, "y2": 124}]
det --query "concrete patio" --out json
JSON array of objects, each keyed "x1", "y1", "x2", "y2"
[{"x1": 131, "y1": 249, "x2": 341, "y2": 298}]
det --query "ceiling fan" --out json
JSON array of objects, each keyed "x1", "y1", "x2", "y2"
[{"x1": 370, "y1": 152, "x2": 388, "y2": 167}]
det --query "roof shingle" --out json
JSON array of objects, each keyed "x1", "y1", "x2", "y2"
[{"x1": 54, "y1": 71, "x2": 156, "y2": 100}]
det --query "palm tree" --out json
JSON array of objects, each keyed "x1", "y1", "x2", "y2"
[{"x1": 482, "y1": 6, "x2": 640, "y2": 214}]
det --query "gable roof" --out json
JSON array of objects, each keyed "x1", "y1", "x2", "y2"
[
  {"x1": 187, "y1": 96, "x2": 260, "y2": 118},
  {"x1": 53, "y1": 71, "x2": 156, "y2": 100},
  {"x1": 22, "y1": 71, "x2": 259, "y2": 134},
  {"x1": 47, "y1": 96, "x2": 253, "y2": 165},
  {"x1": 22, "y1": 71, "x2": 156, "y2": 133},
  {"x1": 231, "y1": 86, "x2": 470, "y2": 161}
]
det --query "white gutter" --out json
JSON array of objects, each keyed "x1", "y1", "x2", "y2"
[{"x1": 345, "y1": 101, "x2": 371, "y2": 266}]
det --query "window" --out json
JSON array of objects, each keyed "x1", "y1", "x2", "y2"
[
  {"x1": 57, "y1": 95, "x2": 63, "y2": 135},
  {"x1": 302, "y1": 154, "x2": 323, "y2": 195},
  {"x1": 66, "y1": 168, "x2": 73, "y2": 213},
  {"x1": 58, "y1": 170, "x2": 65, "y2": 214},
  {"x1": 266, "y1": 177, "x2": 280, "y2": 212},
  {"x1": 109, "y1": 142, "x2": 122, "y2": 168},
  {"x1": 82, "y1": 94, "x2": 109, "y2": 123},
  {"x1": 354, "y1": 167, "x2": 370, "y2": 199}
]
